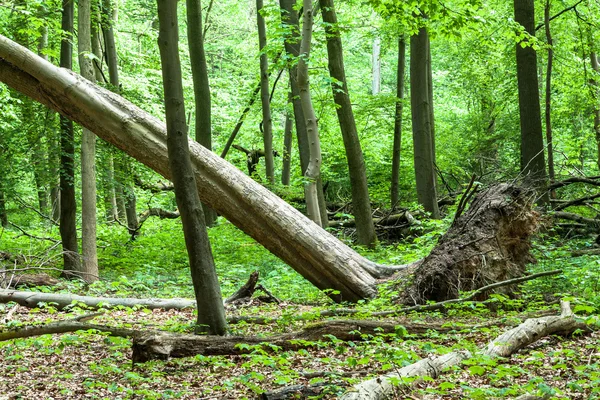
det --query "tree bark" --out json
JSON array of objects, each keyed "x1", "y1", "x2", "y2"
[
  {"x1": 0, "y1": 289, "x2": 196, "y2": 310},
  {"x1": 278, "y1": 0, "x2": 328, "y2": 225},
  {"x1": 544, "y1": 0, "x2": 556, "y2": 198},
  {"x1": 156, "y1": 0, "x2": 227, "y2": 335},
  {"x1": 320, "y1": 0, "x2": 377, "y2": 246},
  {"x1": 256, "y1": 0, "x2": 275, "y2": 185},
  {"x1": 58, "y1": 0, "x2": 81, "y2": 274},
  {"x1": 371, "y1": 36, "x2": 380, "y2": 95},
  {"x1": 391, "y1": 36, "x2": 406, "y2": 208},
  {"x1": 186, "y1": 0, "x2": 217, "y2": 226},
  {"x1": 0, "y1": 190, "x2": 7, "y2": 227},
  {"x1": 297, "y1": 0, "x2": 322, "y2": 227},
  {"x1": 131, "y1": 319, "x2": 446, "y2": 362},
  {"x1": 410, "y1": 28, "x2": 439, "y2": 218},
  {"x1": 591, "y1": 52, "x2": 600, "y2": 171},
  {"x1": 0, "y1": 34, "x2": 418, "y2": 302},
  {"x1": 79, "y1": 0, "x2": 99, "y2": 283},
  {"x1": 102, "y1": 0, "x2": 138, "y2": 227},
  {"x1": 281, "y1": 91, "x2": 293, "y2": 185},
  {"x1": 514, "y1": 0, "x2": 549, "y2": 203}
]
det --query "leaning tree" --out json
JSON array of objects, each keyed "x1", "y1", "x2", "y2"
[{"x1": 0, "y1": 35, "x2": 539, "y2": 304}]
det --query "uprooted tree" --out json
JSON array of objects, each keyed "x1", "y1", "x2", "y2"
[{"x1": 0, "y1": 35, "x2": 540, "y2": 303}]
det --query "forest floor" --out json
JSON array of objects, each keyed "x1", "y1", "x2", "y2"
[
  {"x1": 1, "y1": 219, "x2": 600, "y2": 399},
  {"x1": 1, "y1": 297, "x2": 599, "y2": 399}
]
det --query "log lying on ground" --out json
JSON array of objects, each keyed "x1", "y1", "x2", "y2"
[
  {"x1": 1, "y1": 273, "x2": 59, "y2": 289},
  {"x1": 340, "y1": 302, "x2": 587, "y2": 400},
  {"x1": 403, "y1": 184, "x2": 539, "y2": 304},
  {"x1": 131, "y1": 319, "x2": 451, "y2": 362},
  {"x1": 0, "y1": 313, "x2": 135, "y2": 341},
  {"x1": 328, "y1": 211, "x2": 416, "y2": 229},
  {"x1": 0, "y1": 34, "x2": 404, "y2": 303},
  {"x1": 0, "y1": 289, "x2": 197, "y2": 310}
]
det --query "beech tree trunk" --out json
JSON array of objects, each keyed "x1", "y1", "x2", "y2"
[
  {"x1": 297, "y1": 0, "x2": 323, "y2": 227},
  {"x1": 514, "y1": 0, "x2": 548, "y2": 203},
  {"x1": 156, "y1": 0, "x2": 227, "y2": 335},
  {"x1": 372, "y1": 36, "x2": 380, "y2": 95},
  {"x1": 320, "y1": 0, "x2": 377, "y2": 247},
  {"x1": 410, "y1": 28, "x2": 439, "y2": 218},
  {"x1": 79, "y1": 0, "x2": 100, "y2": 283},
  {"x1": 390, "y1": 37, "x2": 406, "y2": 208},
  {"x1": 0, "y1": 34, "x2": 403, "y2": 302},
  {"x1": 102, "y1": 0, "x2": 139, "y2": 228},
  {"x1": 256, "y1": 0, "x2": 275, "y2": 185},
  {"x1": 186, "y1": 0, "x2": 217, "y2": 226},
  {"x1": 544, "y1": 0, "x2": 556, "y2": 196},
  {"x1": 281, "y1": 91, "x2": 293, "y2": 185},
  {"x1": 278, "y1": 0, "x2": 329, "y2": 225},
  {"x1": 591, "y1": 52, "x2": 600, "y2": 171},
  {"x1": 58, "y1": 0, "x2": 81, "y2": 274},
  {"x1": 0, "y1": 190, "x2": 6, "y2": 227}
]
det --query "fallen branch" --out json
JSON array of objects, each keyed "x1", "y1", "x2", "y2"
[
  {"x1": 553, "y1": 211, "x2": 600, "y2": 227},
  {"x1": 328, "y1": 211, "x2": 416, "y2": 229},
  {"x1": 0, "y1": 312, "x2": 135, "y2": 341},
  {"x1": 340, "y1": 301, "x2": 588, "y2": 399},
  {"x1": 553, "y1": 192, "x2": 600, "y2": 211},
  {"x1": 260, "y1": 383, "x2": 331, "y2": 400},
  {"x1": 572, "y1": 248, "x2": 600, "y2": 256},
  {"x1": 548, "y1": 175, "x2": 600, "y2": 190}
]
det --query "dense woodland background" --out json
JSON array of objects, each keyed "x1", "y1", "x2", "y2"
[{"x1": 2, "y1": 0, "x2": 600, "y2": 398}]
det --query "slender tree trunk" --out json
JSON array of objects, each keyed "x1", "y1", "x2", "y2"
[
  {"x1": 102, "y1": 150, "x2": 119, "y2": 221},
  {"x1": 391, "y1": 36, "x2": 406, "y2": 208},
  {"x1": 319, "y1": 0, "x2": 376, "y2": 246},
  {"x1": 256, "y1": 0, "x2": 275, "y2": 185},
  {"x1": 38, "y1": 22, "x2": 60, "y2": 221},
  {"x1": 102, "y1": 0, "x2": 139, "y2": 227},
  {"x1": 186, "y1": 0, "x2": 217, "y2": 226},
  {"x1": 279, "y1": 0, "x2": 328, "y2": 225},
  {"x1": 297, "y1": 0, "x2": 322, "y2": 226},
  {"x1": 91, "y1": 13, "x2": 105, "y2": 83},
  {"x1": 281, "y1": 90, "x2": 293, "y2": 185},
  {"x1": 372, "y1": 36, "x2": 381, "y2": 95},
  {"x1": 591, "y1": 52, "x2": 600, "y2": 171},
  {"x1": 0, "y1": 190, "x2": 6, "y2": 227},
  {"x1": 78, "y1": 0, "x2": 99, "y2": 282},
  {"x1": 410, "y1": 28, "x2": 439, "y2": 218},
  {"x1": 59, "y1": 0, "x2": 81, "y2": 273},
  {"x1": 102, "y1": 0, "x2": 119, "y2": 93},
  {"x1": 426, "y1": 32, "x2": 436, "y2": 161},
  {"x1": 156, "y1": 0, "x2": 227, "y2": 335},
  {"x1": 514, "y1": 0, "x2": 548, "y2": 203},
  {"x1": 544, "y1": 0, "x2": 556, "y2": 198}
]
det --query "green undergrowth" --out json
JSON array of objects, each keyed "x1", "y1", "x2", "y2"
[{"x1": 2, "y1": 220, "x2": 600, "y2": 399}]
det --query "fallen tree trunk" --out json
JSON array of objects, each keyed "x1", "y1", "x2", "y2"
[
  {"x1": 0, "y1": 313, "x2": 134, "y2": 341},
  {"x1": 0, "y1": 34, "x2": 401, "y2": 303},
  {"x1": 131, "y1": 319, "x2": 451, "y2": 362},
  {"x1": 341, "y1": 302, "x2": 587, "y2": 400},
  {"x1": 0, "y1": 289, "x2": 197, "y2": 310}
]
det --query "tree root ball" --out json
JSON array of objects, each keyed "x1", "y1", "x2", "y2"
[{"x1": 403, "y1": 184, "x2": 540, "y2": 304}]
